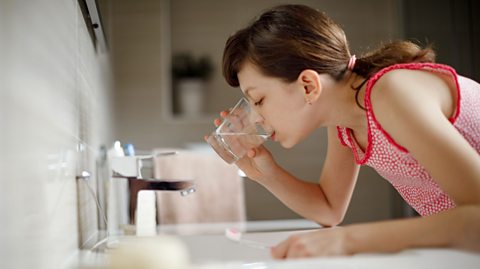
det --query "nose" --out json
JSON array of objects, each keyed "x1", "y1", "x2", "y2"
[{"x1": 250, "y1": 108, "x2": 264, "y2": 124}]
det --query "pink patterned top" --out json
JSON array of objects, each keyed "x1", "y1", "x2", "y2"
[{"x1": 337, "y1": 63, "x2": 480, "y2": 216}]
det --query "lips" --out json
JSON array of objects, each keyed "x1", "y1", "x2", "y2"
[{"x1": 270, "y1": 131, "x2": 276, "y2": 141}]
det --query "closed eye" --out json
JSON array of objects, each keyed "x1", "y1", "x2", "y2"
[{"x1": 254, "y1": 98, "x2": 264, "y2": 106}]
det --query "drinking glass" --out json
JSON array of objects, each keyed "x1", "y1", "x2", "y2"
[{"x1": 206, "y1": 98, "x2": 271, "y2": 164}]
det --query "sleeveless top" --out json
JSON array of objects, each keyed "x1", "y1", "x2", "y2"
[{"x1": 336, "y1": 63, "x2": 480, "y2": 216}]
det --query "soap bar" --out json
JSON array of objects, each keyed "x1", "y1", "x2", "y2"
[{"x1": 107, "y1": 236, "x2": 191, "y2": 269}]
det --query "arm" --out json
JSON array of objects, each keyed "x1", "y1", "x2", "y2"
[
  {"x1": 355, "y1": 69, "x2": 480, "y2": 252},
  {"x1": 346, "y1": 204, "x2": 480, "y2": 253},
  {"x1": 273, "y1": 204, "x2": 480, "y2": 257},
  {"x1": 272, "y1": 70, "x2": 480, "y2": 258},
  {"x1": 242, "y1": 126, "x2": 360, "y2": 226}
]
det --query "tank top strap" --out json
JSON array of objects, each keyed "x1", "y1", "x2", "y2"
[
  {"x1": 363, "y1": 62, "x2": 462, "y2": 153},
  {"x1": 336, "y1": 126, "x2": 349, "y2": 147}
]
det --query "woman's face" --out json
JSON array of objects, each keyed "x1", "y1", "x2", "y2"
[{"x1": 237, "y1": 61, "x2": 316, "y2": 148}]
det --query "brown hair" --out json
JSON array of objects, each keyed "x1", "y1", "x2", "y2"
[{"x1": 222, "y1": 4, "x2": 436, "y2": 107}]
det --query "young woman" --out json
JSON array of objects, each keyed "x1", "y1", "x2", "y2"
[{"x1": 212, "y1": 4, "x2": 480, "y2": 258}]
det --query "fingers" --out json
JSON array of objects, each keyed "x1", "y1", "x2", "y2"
[
  {"x1": 271, "y1": 234, "x2": 313, "y2": 259},
  {"x1": 247, "y1": 148, "x2": 256, "y2": 158},
  {"x1": 245, "y1": 146, "x2": 271, "y2": 160},
  {"x1": 250, "y1": 145, "x2": 272, "y2": 162},
  {"x1": 213, "y1": 110, "x2": 230, "y2": 127},
  {"x1": 206, "y1": 111, "x2": 226, "y2": 141},
  {"x1": 270, "y1": 239, "x2": 289, "y2": 259},
  {"x1": 220, "y1": 110, "x2": 229, "y2": 117},
  {"x1": 271, "y1": 235, "x2": 300, "y2": 259}
]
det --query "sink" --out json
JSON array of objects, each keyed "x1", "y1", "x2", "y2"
[
  {"x1": 78, "y1": 220, "x2": 480, "y2": 269},
  {"x1": 104, "y1": 230, "x2": 311, "y2": 269},
  {"x1": 156, "y1": 220, "x2": 318, "y2": 265},
  {"x1": 178, "y1": 233, "x2": 271, "y2": 263},
  {"x1": 177, "y1": 231, "x2": 289, "y2": 264}
]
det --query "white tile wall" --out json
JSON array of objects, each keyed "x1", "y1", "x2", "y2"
[{"x1": 0, "y1": 1, "x2": 114, "y2": 269}]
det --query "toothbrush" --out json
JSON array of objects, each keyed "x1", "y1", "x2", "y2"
[{"x1": 224, "y1": 228, "x2": 271, "y2": 250}]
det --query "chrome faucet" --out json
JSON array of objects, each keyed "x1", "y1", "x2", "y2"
[
  {"x1": 77, "y1": 146, "x2": 196, "y2": 251},
  {"x1": 109, "y1": 151, "x2": 196, "y2": 225}
]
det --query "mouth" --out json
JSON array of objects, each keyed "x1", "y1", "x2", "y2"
[{"x1": 270, "y1": 131, "x2": 276, "y2": 141}]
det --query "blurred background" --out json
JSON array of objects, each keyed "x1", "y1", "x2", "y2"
[
  {"x1": 110, "y1": 0, "x2": 480, "y2": 222},
  {"x1": 0, "y1": 0, "x2": 478, "y2": 268}
]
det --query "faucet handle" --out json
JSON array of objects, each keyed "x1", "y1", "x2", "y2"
[
  {"x1": 136, "y1": 156, "x2": 154, "y2": 180},
  {"x1": 110, "y1": 152, "x2": 178, "y2": 180},
  {"x1": 110, "y1": 156, "x2": 140, "y2": 178},
  {"x1": 136, "y1": 151, "x2": 177, "y2": 179}
]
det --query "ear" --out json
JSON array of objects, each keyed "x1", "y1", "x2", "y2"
[{"x1": 297, "y1": 69, "x2": 322, "y2": 104}]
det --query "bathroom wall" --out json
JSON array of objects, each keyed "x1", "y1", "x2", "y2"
[
  {"x1": 0, "y1": 1, "x2": 114, "y2": 269},
  {"x1": 111, "y1": 0, "x2": 404, "y2": 224}
]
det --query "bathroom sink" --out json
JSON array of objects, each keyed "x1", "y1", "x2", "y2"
[
  {"x1": 97, "y1": 220, "x2": 318, "y2": 269},
  {"x1": 156, "y1": 220, "x2": 318, "y2": 265},
  {"x1": 82, "y1": 220, "x2": 480, "y2": 269},
  {"x1": 173, "y1": 231, "x2": 480, "y2": 269},
  {"x1": 97, "y1": 228, "x2": 294, "y2": 269},
  {"x1": 176, "y1": 231, "x2": 290, "y2": 264}
]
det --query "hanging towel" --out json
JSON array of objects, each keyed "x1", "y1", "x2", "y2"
[{"x1": 153, "y1": 149, "x2": 246, "y2": 224}]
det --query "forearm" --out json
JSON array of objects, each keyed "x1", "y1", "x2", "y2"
[
  {"x1": 257, "y1": 166, "x2": 340, "y2": 226},
  {"x1": 346, "y1": 205, "x2": 480, "y2": 254}
]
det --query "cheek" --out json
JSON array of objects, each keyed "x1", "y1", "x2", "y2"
[
  {"x1": 265, "y1": 94, "x2": 307, "y2": 143},
  {"x1": 271, "y1": 112, "x2": 301, "y2": 144},
  {"x1": 278, "y1": 109, "x2": 313, "y2": 145}
]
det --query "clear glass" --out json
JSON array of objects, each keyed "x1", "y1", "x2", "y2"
[{"x1": 207, "y1": 98, "x2": 271, "y2": 164}]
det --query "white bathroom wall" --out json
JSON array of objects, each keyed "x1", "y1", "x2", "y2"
[{"x1": 0, "y1": 1, "x2": 114, "y2": 269}]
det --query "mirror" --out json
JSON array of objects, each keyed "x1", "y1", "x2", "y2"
[{"x1": 160, "y1": 0, "x2": 258, "y2": 119}]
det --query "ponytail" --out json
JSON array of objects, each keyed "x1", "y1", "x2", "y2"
[{"x1": 353, "y1": 40, "x2": 436, "y2": 78}]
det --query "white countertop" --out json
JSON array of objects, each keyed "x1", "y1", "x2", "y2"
[{"x1": 70, "y1": 219, "x2": 480, "y2": 269}]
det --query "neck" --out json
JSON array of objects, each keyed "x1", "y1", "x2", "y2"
[{"x1": 315, "y1": 73, "x2": 368, "y2": 130}]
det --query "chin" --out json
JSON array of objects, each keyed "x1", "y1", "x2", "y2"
[{"x1": 280, "y1": 140, "x2": 296, "y2": 149}]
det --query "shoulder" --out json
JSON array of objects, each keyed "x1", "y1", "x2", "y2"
[
  {"x1": 368, "y1": 63, "x2": 458, "y2": 96},
  {"x1": 369, "y1": 67, "x2": 453, "y2": 122},
  {"x1": 366, "y1": 66, "x2": 457, "y2": 152}
]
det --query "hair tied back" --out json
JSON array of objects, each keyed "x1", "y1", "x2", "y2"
[{"x1": 347, "y1": 55, "x2": 356, "y2": 71}]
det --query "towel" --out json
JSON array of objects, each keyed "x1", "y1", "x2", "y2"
[{"x1": 153, "y1": 149, "x2": 246, "y2": 224}]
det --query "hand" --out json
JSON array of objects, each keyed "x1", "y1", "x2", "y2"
[
  {"x1": 236, "y1": 145, "x2": 278, "y2": 182},
  {"x1": 271, "y1": 227, "x2": 351, "y2": 258},
  {"x1": 206, "y1": 110, "x2": 279, "y2": 182}
]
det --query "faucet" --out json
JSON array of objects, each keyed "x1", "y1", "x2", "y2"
[
  {"x1": 109, "y1": 151, "x2": 196, "y2": 225},
  {"x1": 76, "y1": 147, "x2": 196, "y2": 251}
]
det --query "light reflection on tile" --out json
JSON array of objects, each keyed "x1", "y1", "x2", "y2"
[{"x1": 0, "y1": 1, "x2": 113, "y2": 269}]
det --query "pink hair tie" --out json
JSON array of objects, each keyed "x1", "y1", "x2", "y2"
[{"x1": 347, "y1": 55, "x2": 356, "y2": 71}]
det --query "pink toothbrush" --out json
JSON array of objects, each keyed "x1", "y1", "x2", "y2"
[{"x1": 224, "y1": 228, "x2": 272, "y2": 250}]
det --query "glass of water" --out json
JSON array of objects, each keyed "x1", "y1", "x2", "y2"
[{"x1": 206, "y1": 98, "x2": 271, "y2": 164}]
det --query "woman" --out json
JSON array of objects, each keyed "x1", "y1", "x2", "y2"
[{"x1": 213, "y1": 4, "x2": 480, "y2": 258}]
